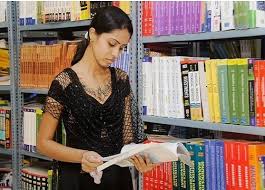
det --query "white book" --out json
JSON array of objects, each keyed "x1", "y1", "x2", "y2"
[
  {"x1": 146, "y1": 58, "x2": 153, "y2": 115},
  {"x1": 168, "y1": 57, "x2": 174, "y2": 118},
  {"x1": 250, "y1": 1, "x2": 265, "y2": 28},
  {"x1": 188, "y1": 66, "x2": 196, "y2": 120},
  {"x1": 198, "y1": 61, "x2": 210, "y2": 122},
  {"x1": 142, "y1": 57, "x2": 149, "y2": 115},
  {"x1": 220, "y1": 1, "x2": 235, "y2": 31},
  {"x1": 211, "y1": 1, "x2": 221, "y2": 32},
  {"x1": 158, "y1": 57, "x2": 165, "y2": 117},
  {"x1": 97, "y1": 142, "x2": 192, "y2": 172},
  {"x1": 152, "y1": 57, "x2": 160, "y2": 116},
  {"x1": 174, "y1": 57, "x2": 185, "y2": 118}
]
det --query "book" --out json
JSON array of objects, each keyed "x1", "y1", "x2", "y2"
[{"x1": 97, "y1": 142, "x2": 192, "y2": 172}]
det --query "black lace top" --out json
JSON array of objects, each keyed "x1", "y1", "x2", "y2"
[{"x1": 44, "y1": 67, "x2": 145, "y2": 157}]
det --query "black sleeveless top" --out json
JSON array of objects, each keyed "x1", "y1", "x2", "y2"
[{"x1": 44, "y1": 67, "x2": 145, "y2": 189}]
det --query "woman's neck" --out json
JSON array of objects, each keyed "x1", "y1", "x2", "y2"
[{"x1": 78, "y1": 45, "x2": 108, "y2": 77}]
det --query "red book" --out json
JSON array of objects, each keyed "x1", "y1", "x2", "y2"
[
  {"x1": 259, "y1": 60, "x2": 265, "y2": 127},
  {"x1": 254, "y1": 60, "x2": 262, "y2": 126},
  {"x1": 224, "y1": 141, "x2": 233, "y2": 190}
]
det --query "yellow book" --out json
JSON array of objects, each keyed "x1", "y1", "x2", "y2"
[
  {"x1": 80, "y1": 1, "x2": 89, "y2": 20},
  {"x1": 119, "y1": 1, "x2": 131, "y2": 15},
  {"x1": 205, "y1": 60, "x2": 215, "y2": 122},
  {"x1": 211, "y1": 59, "x2": 221, "y2": 123}
]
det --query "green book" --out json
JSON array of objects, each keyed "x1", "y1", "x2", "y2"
[
  {"x1": 217, "y1": 59, "x2": 230, "y2": 123},
  {"x1": 237, "y1": 58, "x2": 250, "y2": 125},
  {"x1": 227, "y1": 59, "x2": 239, "y2": 124}
]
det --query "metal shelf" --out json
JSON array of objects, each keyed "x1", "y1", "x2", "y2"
[
  {"x1": 142, "y1": 115, "x2": 265, "y2": 136},
  {"x1": 22, "y1": 150, "x2": 52, "y2": 161},
  {"x1": 0, "y1": 147, "x2": 12, "y2": 156},
  {"x1": 0, "y1": 85, "x2": 10, "y2": 92},
  {"x1": 142, "y1": 28, "x2": 265, "y2": 43},
  {"x1": 21, "y1": 88, "x2": 48, "y2": 94},
  {"x1": 19, "y1": 20, "x2": 91, "y2": 31},
  {"x1": 0, "y1": 22, "x2": 8, "y2": 29}
]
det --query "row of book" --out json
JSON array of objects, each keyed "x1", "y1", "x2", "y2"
[
  {"x1": 142, "y1": 54, "x2": 265, "y2": 127},
  {"x1": 22, "y1": 166, "x2": 49, "y2": 190},
  {"x1": 0, "y1": 104, "x2": 11, "y2": 150},
  {"x1": 19, "y1": 1, "x2": 131, "y2": 26},
  {"x1": 20, "y1": 40, "x2": 78, "y2": 89},
  {"x1": 0, "y1": 2, "x2": 7, "y2": 23},
  {"x1": 208, "y1": 39, "x2": 261, "y2": 59},
  {"x1": 142, "y1": 137, "x2": 265, "y2": 190},
  {"x1": 0, "y1": 47, "x2": 10, "y2": 85},
  {"x1": 20, "y1": 41, "x2": 131, "y2": 89},
  {"x1": 142, "y1": 1, "x2": 265, "y2": 36}
]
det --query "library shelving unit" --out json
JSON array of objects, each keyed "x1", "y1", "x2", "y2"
[
  {"x1": 6, "y1": 1, "x2": 139, "y2": 189},
  {"x1": 0, "y1": 21, "x2": 10, "y2": 93},
  {"x1": 136, "y1": 2, "x2": 265, "y2": 190}
]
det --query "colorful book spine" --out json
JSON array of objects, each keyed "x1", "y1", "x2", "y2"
[
  {"x1": 217, "y1": 59, "x2": 230, "y2": 123},
  {"x1": 248, "y1": 58, "x2": 256, "y2": 126},
  {"x1": 227, "y1": 59, "x2": 239, "y2": 124},
  {"x1": 238, "y1": 58, "x2": 250, "y2": 125}
]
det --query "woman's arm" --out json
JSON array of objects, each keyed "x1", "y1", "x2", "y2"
[{"x1": 37, "y1": 112, "x2": 87, "y2": 163}]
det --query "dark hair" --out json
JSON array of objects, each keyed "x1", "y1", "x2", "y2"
[{"x1": 71, "y1": 6, "x2": 133, "y2": 65}]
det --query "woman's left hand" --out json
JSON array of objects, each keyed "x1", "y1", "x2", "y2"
[{"x1": 129, "y1": 154, "x2": 156, "y2": 173}]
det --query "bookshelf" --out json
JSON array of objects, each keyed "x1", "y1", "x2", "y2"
[
  {"x1": 142, "y1": 28, "x2": 265, "y2": 43},
  {"x1": 10, "y1": 2, "x2": 139, "y2": 190},
  {"x1": 0, "y1": 22, "x2": 7, "y2": 30},
  {"x1": 21, "y1": 88, "x2": 48, "y2": 95},
  {"x1": 21, "y1": 150, "x2": 52, "y2": 161},
  {"x1": 137, "y1": 2, "x2": 265, "y2": 137},
  {"x1": 19, "y1": 20, "x2": 92, "y2": 31},
  {"x1": 137, "y1": 2, "x2": 265, "y2": 188},
  {"x1": 0, "y1": 147, "x2": 12, "y2": 156},
  {"x1": 142, "y1": 116, "x2": 265, "y2": 136},
  {"x1": 0, "y1": 85, "x2": 10, "y2": 92}
]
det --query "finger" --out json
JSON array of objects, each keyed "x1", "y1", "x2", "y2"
[
  {"x1": 135, "y1": 154, "x2": 147, "y2": 167},
  {"x1": 144, "y1": 154, "x2": 152, "y2": 166},
  {"x1": 129, "y1": 157, "x2": 141, "y2": 172}
]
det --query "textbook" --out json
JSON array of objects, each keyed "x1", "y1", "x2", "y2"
[{"x1": 97, "y1": 142, "x2": 192, "y2": 172}]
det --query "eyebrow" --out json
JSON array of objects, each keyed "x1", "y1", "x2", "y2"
[{"x1": 110, "y1": 38, "x2": 127, "y2": 46}]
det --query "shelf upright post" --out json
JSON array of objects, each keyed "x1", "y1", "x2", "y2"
[
  {"x1": 129, "y1": 1, "x2": 138, "y2": 97},
  {"x1": 7, "y1": 1, "x2": 23, "y2": 190},
  {"x1": 136, "y1": 2, "x2": 144, "y2": 190}
]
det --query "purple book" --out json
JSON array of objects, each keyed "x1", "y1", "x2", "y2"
[
  {"x1": 174, "y1": 1, "x2": 179, "y2": 34},
  {"x1": 195, "y1": 1, "x2": 201, "y2": 33},
  {"x1": 179, "y1": 1, "x2": 185, "y2": 34}
]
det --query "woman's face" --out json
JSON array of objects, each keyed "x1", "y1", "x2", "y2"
[{"x1": 90, "y1": 28, "x2": 131, "y2": 68}]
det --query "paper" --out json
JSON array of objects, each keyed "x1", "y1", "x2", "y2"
[{"x1": 97, "y1": 142, "x2": 192, "y2": 172}]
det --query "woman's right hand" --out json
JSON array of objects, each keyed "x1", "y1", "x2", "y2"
[{"x1": 81, "y1": 151, "x2": 103, "y2": 173}]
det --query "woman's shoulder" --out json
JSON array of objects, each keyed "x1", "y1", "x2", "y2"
[
  {"x1": 113, "y1": 67, "x2": 129, "y2": 82},
  {"x1": 52, "y1": 68, "x2": 73, "y2": 89}
]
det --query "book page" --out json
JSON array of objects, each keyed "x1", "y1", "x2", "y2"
[{"x1": 97, "y1": 142, "x2": 192, "y2": 172}]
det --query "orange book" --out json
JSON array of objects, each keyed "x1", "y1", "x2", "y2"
[{"x1": 248, "y1": 143, "x2": 265, "y2": 190}]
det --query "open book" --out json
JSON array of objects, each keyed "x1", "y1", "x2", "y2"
[{"x1": 97, "y1": 142, "x2": 192, "y2": 172}]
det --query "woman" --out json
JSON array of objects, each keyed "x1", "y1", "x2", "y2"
[{"x1": 37, "y1": 6, "x2": 154, "y2": 190}]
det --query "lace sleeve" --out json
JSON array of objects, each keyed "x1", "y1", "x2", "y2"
[
  {"x1": 122, "y1": 75, "x2": 146, "y2": 144},
  {"x1": 44, "y1": 72, "x2": 70, "y2": 120}
]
